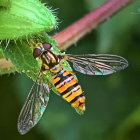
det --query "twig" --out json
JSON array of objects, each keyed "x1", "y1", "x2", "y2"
[
  {"x1": 0, "y1": 58, "x2": 15, "y2": 74},
  {"x1": 53, "y1": 0, "x2": 133, "y2": 50}
]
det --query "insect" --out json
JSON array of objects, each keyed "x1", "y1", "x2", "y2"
[{"x1": 17, "y1": 42, "x2": 128, "y2": 135}]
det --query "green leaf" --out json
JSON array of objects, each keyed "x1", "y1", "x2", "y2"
[
  {"x1": 0, "y1": 47, "x2": 4, "y2": 58},
  {"x1": 0, "y1": 33, "x2": 73, "y2": 95},
  {"x1": 1, "y1": 40, "x2": 39, "y2": 79},
  {"x1": 0, "y1": 0, "x2": 11, "y2": 8}
]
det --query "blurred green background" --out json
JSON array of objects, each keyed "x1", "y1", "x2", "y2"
[{"x1": 0, "y1": 0, "x2": 140, "y2": 140}]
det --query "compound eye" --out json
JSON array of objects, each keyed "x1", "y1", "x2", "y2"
[
  {"x1": 43, "y1": 43, "x2": 52, "y2": 50},
  {"x1": 33, "y1": 48, "x2": 42, "y2": 58}
]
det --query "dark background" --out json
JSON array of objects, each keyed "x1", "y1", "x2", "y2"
[{"x1": 0, "y1": 0, "x2": 140, "y2": 140}]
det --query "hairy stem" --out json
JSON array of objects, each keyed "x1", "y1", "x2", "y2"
[
  {"x1": 53, "y1": 0, "x2": 133, "y2": 50},
  {"x1": 0, "y1": 0, "x2": 133, "y2": 73}
]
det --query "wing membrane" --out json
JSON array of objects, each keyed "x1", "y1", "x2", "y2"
[
  {"x1": 17, "y1": 78, "x2": 50, "y2": 135},
  {"x1": 66, "y1": 54, "x2": 128, "y2": 75}
]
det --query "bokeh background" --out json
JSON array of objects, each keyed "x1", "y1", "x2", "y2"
[{"x1": 0, "y1": 0, "x2": 140, "y2": 140}]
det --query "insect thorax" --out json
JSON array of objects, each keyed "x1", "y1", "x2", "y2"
[
  {"x1": 50, "y1": 64, "x2": 62, "y2": 74},
  {"x1": 41, "y1": 50, "x2": 61, "y2": 71}
]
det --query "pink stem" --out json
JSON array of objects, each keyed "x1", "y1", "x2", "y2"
[{"x1": 53, "y1": 0, "x2": 133, "y2": 50}]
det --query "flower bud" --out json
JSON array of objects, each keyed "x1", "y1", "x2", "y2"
[{"x1": 0, "y1": 0, "x2": 57, "y2": 40}]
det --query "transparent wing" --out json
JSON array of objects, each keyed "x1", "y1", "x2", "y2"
[
  {"x1": 17, "y1": 75, "x2": 50, "y2": 135},
  {"x1": 65, "y1": 54, "x2": 128, "y2": 75}
]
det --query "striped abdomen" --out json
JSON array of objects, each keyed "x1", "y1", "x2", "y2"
[{"x1": 52, "y1": 69, "x2": 85, "y2": 111}]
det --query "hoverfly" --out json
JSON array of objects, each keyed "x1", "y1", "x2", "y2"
[{"x1": 17, "y1": 42, "x2": 128, "y2": 135}]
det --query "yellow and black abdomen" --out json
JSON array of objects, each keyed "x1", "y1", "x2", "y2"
[{"x1": 52, "y1": 69, "x2": 85, "y2": 112}]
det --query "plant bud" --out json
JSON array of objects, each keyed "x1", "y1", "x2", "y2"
[{"x1": 0, "y1": 0, "x2": 57, "y2": 40}]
